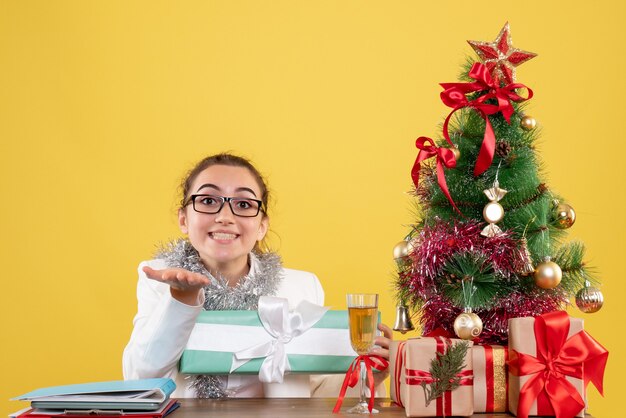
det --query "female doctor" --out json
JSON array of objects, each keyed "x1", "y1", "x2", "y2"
[{"x1": 123, "y1": 153, "x2": 391, "y2": 398}]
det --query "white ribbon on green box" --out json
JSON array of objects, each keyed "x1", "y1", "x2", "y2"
[{"x1": 179, "y1": 296, "x2": 360, "y2": 383}]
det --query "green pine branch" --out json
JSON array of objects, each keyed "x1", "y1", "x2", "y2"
[
  {"x1": 421, "y1": 340, "x2": 470, "y2": 408},
  {"x1": 438, "y1": 252, "x2": 499, "y2": 309},
  {"x1": 553, "y1": 241, "x2": 598, "y2": 293}
]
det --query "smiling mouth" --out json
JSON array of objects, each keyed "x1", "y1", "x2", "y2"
[{"x1": 209, "y1": 232, "x2": 239, "y2": 240}]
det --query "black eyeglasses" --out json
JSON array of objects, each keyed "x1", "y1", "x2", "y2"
[{"x1": 186, "y1": 194, "x2": 264, "y2": 217}]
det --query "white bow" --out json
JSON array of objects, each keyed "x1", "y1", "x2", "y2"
[{"x1": 230, "y1": 296, "x2": 328, "y2": 383}]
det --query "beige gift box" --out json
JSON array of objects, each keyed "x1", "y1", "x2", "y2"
[
  {"x1": 508, "y1": 316, "x2": 585, "y2": 417},
  {"x1": 390, "y1": 337, "x2": 474, "y2": 417},
  {"x1": 472, "y1": 344, "x2": 508, "y2": 413}
]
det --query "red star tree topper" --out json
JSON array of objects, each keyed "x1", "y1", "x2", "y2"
[{"x1": 467, "y1": 22, "x2": 537, "y2": 84}]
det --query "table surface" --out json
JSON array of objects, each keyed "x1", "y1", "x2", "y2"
[{"x1": 174, "y1": 398, "x2": 595, "y2": 417}]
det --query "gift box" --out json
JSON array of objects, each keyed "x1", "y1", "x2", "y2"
[
  {"x1": 390, "y1": 337, "x2": 474, "y2": 417},
  {"x1": 508, "y1": 311, "x2": 608, "y2": 418},
  {"x1": 389, "y1": 340, "x2": 402, "y2": 405},
  {"x1": 179, "y1": 296, "x2": 360, "y2": 382},
  {"x1": 472, "y1": 344, "x2": 508, "y2": 413}
]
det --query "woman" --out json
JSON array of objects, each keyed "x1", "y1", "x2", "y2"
[{"x1": 123, "y1": 153, "x2": 391, "y2": 398}]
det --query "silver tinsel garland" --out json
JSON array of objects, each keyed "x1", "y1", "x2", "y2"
[{"x1": 155, "y1": 239, "x2": 283, "y2": 398}]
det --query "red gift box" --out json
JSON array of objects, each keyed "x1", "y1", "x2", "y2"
[
  {"x1": 390, "y1": 337, "x2": 474, "y2": 417},
  {"x1": 472, "y1": 344, "x2": 508, "y2": 413},
  {"x1": 507, "y1": 311, "x2": 608, "y2": 418}
]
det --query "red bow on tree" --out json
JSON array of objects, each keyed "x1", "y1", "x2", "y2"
[
  {"x1": 411, "y1": 136, "x2": 460, "y2": 214},
  {"x1": 508, "y1": 311, "x2": 608, "y2": 418},
  {"x1": 440, "y1": 62, "x2": 533, "y2": 176},
  {"x1": 333, "y1": 354, "x2": 389, "y2": 413}
]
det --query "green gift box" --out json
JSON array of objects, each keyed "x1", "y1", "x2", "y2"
[{"x1": 179, "y1": 297, "x2": 378, "y2": 378}]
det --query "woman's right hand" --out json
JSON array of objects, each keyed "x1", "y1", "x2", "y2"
[{"x1": 142, "y1": 266, "x2": 210, "y2": 305}]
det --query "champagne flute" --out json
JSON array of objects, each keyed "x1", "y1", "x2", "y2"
[{"x1": 346, "y1": 293, "x2": 379, "y2": 414}]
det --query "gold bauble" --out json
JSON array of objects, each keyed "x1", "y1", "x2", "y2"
[
  {"x1": 576, "y1": 286, "x2": 604, "y2": 313},
  {"x1": 393, "y1": 240, "x2": 413, "y2": 260},
  {"x1": 452, "y1": 147, "x2": 461, "y2": 161},
  {"x1": 453, "y1": 312, "x2": 483, "y2": 340},
  {"x1": 520, "y1": 115, "x2": 537, "y2": 130},
  {"x1": 554, "y1": 203, "x2": 576, "y2": 229},
  {"x1": 483, "y1": 202, "x2": 504, "y2": 224},
  {"x1": 534, "y1": 258, "x2": 562, "y2": 289}
]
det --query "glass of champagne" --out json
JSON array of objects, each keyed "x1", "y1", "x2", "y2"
[{"x1": 346, "y1": 293, "x2": 379, "y2": 414}]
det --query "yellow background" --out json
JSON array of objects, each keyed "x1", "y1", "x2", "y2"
[{"x1": 1, "y1": 1, "x2": 624, "y2": 416}]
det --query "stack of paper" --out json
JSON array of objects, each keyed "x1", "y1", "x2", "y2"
[{"x1": 10, "y1": 379, "x2": 178, "y2": 418}]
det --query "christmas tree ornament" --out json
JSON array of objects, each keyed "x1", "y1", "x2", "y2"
[
  {"x1": 451, "y1": 146, "x2": 461, "y2": 161},
  {"x1": 453, "y1": 278, "x2": 483, "y2": 340},
  {"x1": 467, "y1": 22, "x2": 537, "y2": 84},
  {"x1": 518, "y1": 237, "x2": 536, "y2": 276},
  {"x1": 520, "y1": 115, "x2": 537, "y2": 130},
  {"x1": 454, "y1": 309, "x2": 483, "y2": 340},
  {"x1": 576, "y1": 280, "x2": 604, "y2": 313},
  {"x1": 393, "y1": 303, "x2": 415, "y2": 334},
  {"x1": 553, "y1": 202, "x2": 576, "y2": 229},
  {"x1": 534, "y1": 256, "x2": 562, "y2": 289},
  {"x1": 495, "y1": 142, "x2": 512, "y2": 158},
  {"x1": 481, "y1": 179, "x2": 508, "y2": 237},
  {"x1": 393, "y1": 240, "x2": 414, "y2": 260},
  {"x1": 484, "y1": 201, "x2": 504, "y2": 223}
]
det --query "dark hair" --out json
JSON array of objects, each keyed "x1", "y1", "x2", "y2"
[{"x1": 179, "y1": 153, "x2": 270, "y2": 216}]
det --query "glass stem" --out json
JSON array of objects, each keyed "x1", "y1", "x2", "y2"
[{"x1": 359, "y1": 360, "x2": 367, "y2": 405}]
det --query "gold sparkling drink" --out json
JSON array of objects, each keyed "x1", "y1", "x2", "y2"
[{"x1": 348, "y1": 306, "x2": 378, "y2": 354}]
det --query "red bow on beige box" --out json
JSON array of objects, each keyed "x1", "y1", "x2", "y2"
[{"x1": 508, "y1": 311, "x2": 608, "y2": 418}]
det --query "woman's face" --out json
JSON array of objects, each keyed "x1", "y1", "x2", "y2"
[{"x1": 178, "y1": 164, "x2": 269, "y2": 272}]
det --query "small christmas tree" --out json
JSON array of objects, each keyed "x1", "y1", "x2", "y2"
[{"x1": 394, "y1": 23, "x2": 604, "y2": 344}]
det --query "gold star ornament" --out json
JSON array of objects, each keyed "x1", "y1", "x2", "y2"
[{"x1": 467, "y1": 22, "x2": 537, "y2": 84}]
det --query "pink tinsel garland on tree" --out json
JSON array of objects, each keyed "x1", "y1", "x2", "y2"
[{"x1": 403, "y1": 219, "x2": 565, "y2": 344}]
